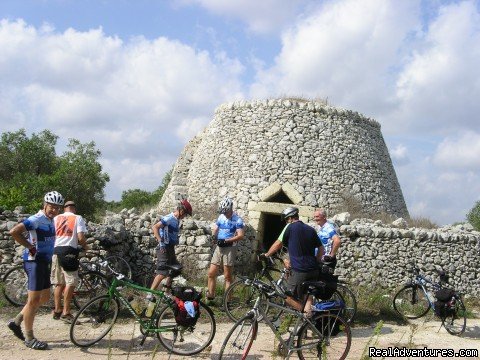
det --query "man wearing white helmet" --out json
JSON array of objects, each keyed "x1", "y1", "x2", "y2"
[
  {"x1": 206, "y1": 197, "x2": 245, "y2": 302},
  {"x1": 7, "y1": 191, "x2": 64, "y2": 350}
]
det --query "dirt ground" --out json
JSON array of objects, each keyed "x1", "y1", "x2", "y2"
[{"x1": 0, "y1": 309, "x2": 479, "y2": 359}]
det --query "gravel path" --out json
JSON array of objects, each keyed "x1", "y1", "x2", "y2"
[{"x1": 1, "y1": 310, "x2": 479, "y2": 359}]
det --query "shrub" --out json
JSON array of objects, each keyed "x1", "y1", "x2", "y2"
[{"x1": 467, "y1": 200, "x2": 480, "y2": 231}]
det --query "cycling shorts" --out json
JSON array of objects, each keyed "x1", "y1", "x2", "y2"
[{"x1": 24, "y1": 261, "x2": 52, "y2": 291}]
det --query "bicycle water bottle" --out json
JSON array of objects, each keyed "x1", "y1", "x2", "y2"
[
  {"x1": 128, "y1": 297, "x2": 143, "y2": 315},
  {"x1": 145, "y1": 298, "x2": 156, "y2": 317}
]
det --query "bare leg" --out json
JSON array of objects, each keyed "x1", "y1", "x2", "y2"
[
  {"x1": 62, "y1": 284, "x2": 75, "y2": 315},
  {"x1": 223, "y1": 265, "x2": 234, "y2": 292},
  {"x1": 207, "y1": 264, "x2": 219, "y2": 299},
  {"x1": 54, "y1": 285, "x2": 65, "y2": 313},
  {"x1": 23, "y1": 289, "x2": 48, "y2": 333},
  {"x1": 150, "y1": 274, "x2": 166, "y2": 291}
]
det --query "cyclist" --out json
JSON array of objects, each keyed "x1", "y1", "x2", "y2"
[
  {"x1": 147, "y1": 199, "x2": 193, "y2": 298},
  {"x1": 51, "y1": 200, "x2": 88, "y2": 323},
  {"x1": 7, "y1": 191, "x2": 64, "y2": 350},
  {"x1": 206, "y1": 197, "x2": 245, "y2": 302},
  {"x1": 313, "y1": 208, "x2": 341, "y2": 271},
  {"x1": 263, "y1": 207, "x2": 319, "y2": 313}
]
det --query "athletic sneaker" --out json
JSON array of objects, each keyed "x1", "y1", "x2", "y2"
[
  {"x1": 7, "y1": 320, "x2": 25, "y2": 341},
  {"x1": 24, "y1": 338, "x2": 48, "y2": 350}
]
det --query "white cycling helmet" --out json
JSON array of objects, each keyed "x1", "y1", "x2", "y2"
[
  {"x1": 44, "y1": 191, "x2": 65, "y2": 206},
  {"x1": 218, "y1": 197, "x2": 233, "y2": 214},
  {"x1": 281, "y1": 207, "x2": 299, "y2": 221}
]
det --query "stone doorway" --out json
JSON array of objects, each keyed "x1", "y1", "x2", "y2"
[{"x1": 247, "y1": 182, "x2": 315, "y2": 253}]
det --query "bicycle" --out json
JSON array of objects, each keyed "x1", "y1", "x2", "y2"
[
  {"x1": 219, "y1": 275, "x2": 351, "y2": 359},
  {"x1": 223, "y1": 254, "x2": 357, "y2": 323},
  {"x1": 2, "y1": 262, "x2": 109, "y2": 309},
  {"x1": 393, "y1": 264, "x2": 467, "y2": 335},
  {"x1": 69, "y1": 264, "x2": 216, "y2": 356},
  {"x1": 79, "y1": 249, "x2": 132, "y2": 280}
]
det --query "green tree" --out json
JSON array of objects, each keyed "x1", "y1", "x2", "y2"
[
  {"x1": 121, "y1": 189, "x2": 152, "y2": 209},
  {"x1": 467, "y1": 201, "x2": 480, "y2": 231},
  {"x1": 0, "y1": 129, "x2": 109, "y2": 218}
]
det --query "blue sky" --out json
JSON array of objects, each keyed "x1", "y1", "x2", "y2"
[{"x1": 1, "y1": 0, "x2": 479, "y2": 225}]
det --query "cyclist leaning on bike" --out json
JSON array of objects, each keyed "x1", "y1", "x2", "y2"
[
  {"x1": 263, "y1": 207, "x2": 319, "y2": 313},
  {"x1": 314, "y1": 208, "x2": 341, "y2": 271}
]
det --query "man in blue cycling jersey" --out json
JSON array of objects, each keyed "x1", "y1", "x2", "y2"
[
  {"x1": 314, "y1": 208, "x2": 341, "y2": 270},
  {"x1": 148, "y1": 199, "x2": 193, "y2": 296},
  {"x1": 206, "y1": 197, "x2": 244, "y2": 301},
  {"x1": 7, "y1": 191, "x2": 64, "y2": 350}
]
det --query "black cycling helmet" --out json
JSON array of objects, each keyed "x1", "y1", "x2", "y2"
[{"x1": 281, "y1": 207, "x2": 299, "y2": 221}]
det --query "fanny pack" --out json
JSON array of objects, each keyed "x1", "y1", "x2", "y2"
[{"x1": 54, "y1": 246, "x2": 80, "y2": 271}]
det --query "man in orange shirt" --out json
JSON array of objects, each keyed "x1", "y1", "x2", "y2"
[{"x1": 51, "y1": 201, "x2": 88, "y2": 322}]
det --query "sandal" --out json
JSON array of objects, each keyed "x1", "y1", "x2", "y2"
[
  {"x1": 61, "y1": 313, "x2": 75, "y2": 323},
  {"x1": 52, "y1": 311, "x2": 62, "y2": 320},
  {"x1": 7, "y1": 320, "x2": 25, "y2": 341},
  {"x1": 25, "y1": 338, "x2": 48, "y2": 350},
  {"x1": 205, "y1": 290, "x2": 215, "y2": 301}
]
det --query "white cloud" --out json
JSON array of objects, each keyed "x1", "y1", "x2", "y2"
[
  {"x1": 250, "y1": 0, "x2": 420, "y2": 116},
  {"x1": 176, "y1": 0, "x2": 307, "y2": 34},
  {"x1": 390, "y1": 143, "x2": 409, "y2": 166},
  {"x1": 433, "y1": 131, "x2": 480, "y2": 169},
  {"x1": 392, "y1": 0, "x2": 480, "y2": 134},
  {"x1": 0, "y1": 19, "x2": 245, "y2": 199}
]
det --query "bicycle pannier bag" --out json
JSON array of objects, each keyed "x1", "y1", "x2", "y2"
[
  {"x1": 434, "y1": 288, "x2": 455, "y2": 317},
  {"x1": 310, "y1": 274, "x2": 338, "y2": 300},
  {"x1": 171, "y1": 286, "x2": 202, "y2": 327}
]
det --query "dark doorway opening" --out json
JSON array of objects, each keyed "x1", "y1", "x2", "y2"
[
  {"x1": 262, "y1": 213, "x2": 284, "y2": 252},
  {"x1": 269, "y1": 190, "x2": 294, "y2": 204}
]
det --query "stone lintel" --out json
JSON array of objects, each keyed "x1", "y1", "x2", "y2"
[
  {"x1": 282, "y1": 182, "x2": 303, "y2": 204},
  {"x1": 248, "y1": 201, "x2": 315, "y2": 218},
  {"x1": 257, "y1": 182, "x2": 282, "y2": 201}
]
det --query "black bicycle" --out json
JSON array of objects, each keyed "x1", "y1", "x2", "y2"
[{"x1": 393, "y1": 264, "x2": 467, "y2": 335}]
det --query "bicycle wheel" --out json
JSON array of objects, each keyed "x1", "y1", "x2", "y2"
[
  {"x1": 70, "y1": 294, "x2": 119, "y2": 347},
  {"x1": 73, "y1": 271, "x2": 109, "y2": 309},
  {"x1": 224, "y1": 279, "x2": 266, "y2": 322},
  {"x1": 393, "y1": 285, "x2": 430, "y2": 319},
  {"x1": 297, "y1": 313, "x2": 351, "y2": 360},
  {"x1": 331, "y1": 284, "x2": 357, "y2": 323},
  {"x1": 156, "y1": 301, "x2": 216, "y2": 355},
  {"x1": 105, "y1": 255, "x2": 132, "y2": 279},
  {"x1": 444, "y1": 297, "x2": 467, "y2": 335},
  {"x1": 219, "y1": 313, "x2": 258, "y2": 360},
  {"x1": 2, "y1": 265, "x2": 28, "y2": 306}
]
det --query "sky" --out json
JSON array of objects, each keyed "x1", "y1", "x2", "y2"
[{"x1": 1, "y1": 0, "x2": 479, "y2": 225}]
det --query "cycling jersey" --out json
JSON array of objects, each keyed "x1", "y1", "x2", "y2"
[
  {"x1": 317, "y1": 221, "x2": 338, "y2": 256},
  {"x1": 216, "y1": 213, "x2": 244, "y2": 244},
  {"x1": 22, "y1": 211, "x2": 56, "y2": 262},
  {"x1": 279, "y1": 221, "x2": 318, "y2": 272},
  {"x1": 157, "y1": 213, "x2": 180, "y2": 247}
]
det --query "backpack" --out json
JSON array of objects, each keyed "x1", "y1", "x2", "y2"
[
  {"x1": 172, "y1": 286, "x2": 202, "y2": 327},
  {"x1": 308, "y1": 274, "x2": 339, "y2": 300},
  {"x1": 434, "y1": 288, "x2": 455, "y2": 317}
]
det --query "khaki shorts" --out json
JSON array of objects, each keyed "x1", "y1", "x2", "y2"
[
  {"x1": 210, "y1": 246, "x2": 236, "y2": 267},
  {"x1": 50, "y1": 254, "x2": 79, "y2": 286}
]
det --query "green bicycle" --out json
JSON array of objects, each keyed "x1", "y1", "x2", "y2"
[{"x1": 69, "y1": 264, "x2": 216, "y2": 356}]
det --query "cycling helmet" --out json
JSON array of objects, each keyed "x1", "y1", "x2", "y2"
[
  {"x1": 44, "y1": 191, "x2": 65, "y2": 206},
  {"x1": 281, "y1": 207, "x2": 299, "y2": 221},
  {"x1": 179, "y1": 199, "x2": 193, "y2": 215},
  {"x1": 218, "y1": 197, "x2": 233, "y2": 214}
]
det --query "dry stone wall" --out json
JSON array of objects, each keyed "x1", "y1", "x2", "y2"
[
  {"x1": 1, "y1": 208, "x2": 478, "y2": 296},
  {"x1": 158, "y1": 99, "x2": 408, "y2": 219}
]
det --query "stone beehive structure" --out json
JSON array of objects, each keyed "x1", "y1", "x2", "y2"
[{"x1": 159, "y1": 99, "x2": 408, "y2": 250}]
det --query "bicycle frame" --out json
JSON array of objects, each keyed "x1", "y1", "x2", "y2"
[
  {"x1": 102, "y1": 276, "x2": 174, "y2": 335},
  {"x1": 246, "y1": 281, "x2": 340, "y2": 359},
  {"x1": 410, "y1": 272, "x2": 441, "y2": 309}
]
